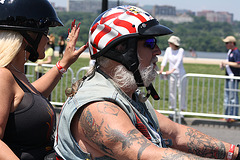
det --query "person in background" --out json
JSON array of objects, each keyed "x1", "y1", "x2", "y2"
[
  {"x1": 0, "y1": 0, "x2": 87, "y2": 159},
  {"x1": 35, "y1": 40, "x2": 54, "y2": 79},
  {"x1": 220, "y1": 36, "x2": 240, "y2": 122},
  {"x1": 54, "y1": 5, "x2": 239, "y2": 160},
  {"x1": 35, "y1": 40, "x2": 54, "y2": 100},
  {"x1": 159, "y1": 36, "x2": 187, "y2": 112},
  {"x1": 58, "y1": 35, "x2": 65, "y2": 59},
  {"x1": 189, "y1": 47, "x2": 197, "y2": 58},
  {"x1": 49, "y1": 33, "x2": 55, "y2": 51}
]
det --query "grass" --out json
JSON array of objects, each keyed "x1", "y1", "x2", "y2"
[
  {"x1": 152, "y1": 62, "x2": 229, "y2": 119},
  {"x1": 34, "y1": 57, "x2": 229, "y2": 118}
]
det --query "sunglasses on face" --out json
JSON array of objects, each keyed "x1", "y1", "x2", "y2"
[{"x1": 144, "y1": 37, "x2": 157, "y2": 49}]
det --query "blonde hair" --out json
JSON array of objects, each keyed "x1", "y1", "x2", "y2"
[{"x1": 0, "y1": 30, "x2": 23, "y2": 67}]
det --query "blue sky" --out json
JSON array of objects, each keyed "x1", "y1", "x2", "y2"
[{"x1": 51, "y1": 0, "x2": 240, "y2": 21}]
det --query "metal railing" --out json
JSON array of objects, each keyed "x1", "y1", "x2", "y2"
[
  {"x1": 178, "y1": 73, "x2": 240, "y2": 123},
  {"x1": 24, "y1": 63, "x2": 240, "y2": 123},
  {"x1": 25, "y1": 63, "x2": 74, "y2": 106}
]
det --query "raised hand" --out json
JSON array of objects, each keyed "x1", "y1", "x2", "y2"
[{"x1": 60, "y1": 19, "x2": 88, "y2": 69}]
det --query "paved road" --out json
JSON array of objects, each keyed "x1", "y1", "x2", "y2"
[{"x1": 183, "y1": 118, "x2": 240, "y2": 144}]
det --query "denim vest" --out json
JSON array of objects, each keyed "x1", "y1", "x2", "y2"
[{"x1": 54, "y1": 70, "x2": 166, "y2": 160}]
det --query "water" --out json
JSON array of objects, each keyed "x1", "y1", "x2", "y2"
[
  {"x1": 160, "y1": 50, "x2": 227, "y2": 60},
  {"x1": 184, "y1": 51, "x2": 226, "y2": 59},
  {"x1": 54, "y1": 46, "x2": 227, "y2": 60}
]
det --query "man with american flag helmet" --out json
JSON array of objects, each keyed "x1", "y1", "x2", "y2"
[{"x1": 55, "y1": 5, "x2": 240, "y2": 160}]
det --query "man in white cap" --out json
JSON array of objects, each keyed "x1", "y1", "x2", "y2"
[{"x1": 220, "y1": 36, "x2": 240, "y2": 122}]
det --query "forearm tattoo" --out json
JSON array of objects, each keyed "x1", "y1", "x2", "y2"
[
  {"x1": 80, "y1": 103, "x2": 151, "y2": 159},
  {"x1": 185, "y1": 128, "x2": 226, "y2": 159}
]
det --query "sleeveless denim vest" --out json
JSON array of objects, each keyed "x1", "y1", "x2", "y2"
[{"x1": 54, "y1": 70, "x2": 166, "y2": 160}]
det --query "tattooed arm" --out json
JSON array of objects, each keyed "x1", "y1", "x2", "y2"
[
  {"x1": 155, "y1": 110, "x2": 239, "y2": 159},
  {"x1": 71, "y1": 101, "x2": 209, "y2": 160}
]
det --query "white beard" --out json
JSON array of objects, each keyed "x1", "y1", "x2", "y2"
[
  {"x1": 140, "y1": 60, "x2": 159, "y2": 87},
  {"x1": 112, "y1": 57, "x2": 159, "y2": 90}
]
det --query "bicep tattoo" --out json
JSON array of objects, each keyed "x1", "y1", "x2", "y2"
[
  {"x1": 105, "y1": 125, "x2": 151, "y2": 160},
  {"x1": 97, "y1": 102, "x2": 120, "y2": 116},
  {"x1": 80, "y1": 108, "x2": 114, "y2": 156},
  {"x1": 80, "y1": 102, "x2": 152, "y2": 160}
]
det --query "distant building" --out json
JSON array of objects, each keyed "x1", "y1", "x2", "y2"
[
  {"x1": 152, "y1": 5, "x2": 176, "y2": 16},
  {"x1": 50, "y1": 2, "x2": 66, "y2": 12},
  {"x1": 151, "y1": 5, "x2": 193, "y2": 24},
  {"x1": 177, "y1": 9, "x2": 195, "y2": 17},
  {"x1": 67, "y1": 0, "x2": 136, "y2": 13},
  {"x1": 197, "y1": 10, "x2": 233, "y2": 24},
  {"x1": 156, "y1": 14, "x2": 193, "y2": 24}
]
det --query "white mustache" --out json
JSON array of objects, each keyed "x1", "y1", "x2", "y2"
[{"x1": 151, "y1": 57, "x2": 158, "y2": 64}]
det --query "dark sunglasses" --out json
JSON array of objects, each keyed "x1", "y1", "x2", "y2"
[
  {"x1": 225, "y1": 42, "x2": 229, "y2": 45},
  {"x1": 144, "y1": 38, "x2": 157, "y2": 49}
]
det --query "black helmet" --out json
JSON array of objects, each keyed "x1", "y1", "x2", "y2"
[{"x1": 0, "y1": 0, "x2": 63, "y2": 62}]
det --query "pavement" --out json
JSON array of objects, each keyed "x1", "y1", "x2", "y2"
[{"x1": 182, "y1": 117, "x2": 240, "y2": 144}]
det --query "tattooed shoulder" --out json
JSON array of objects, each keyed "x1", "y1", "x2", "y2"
[{"x1": 97, "y1": 102, "x2": 120, "y2": 116}]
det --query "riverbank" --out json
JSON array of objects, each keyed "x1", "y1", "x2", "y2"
[
  {"x1": 55, "y1": 51, "x2": 223, "y2": 65},
  {"x1": 159, "y1": 57, "x2": 223, "y2": 65}
]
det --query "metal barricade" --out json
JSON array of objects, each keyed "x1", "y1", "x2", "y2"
[
  {"x1": 25, "y1": 63, "x2": 74, "y2": 106},
  {"x1": 145, "y1": 73, "x2": 178, "y2": 121},
  {"x1": 179, "y1": 73, "x2": 240, "y2": 123},
  {"x1": 25, "y1": 64, "x2": 240, "y2": 124}
]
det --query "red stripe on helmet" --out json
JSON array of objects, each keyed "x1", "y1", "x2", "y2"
[
  {"x1": 113, "y1": 19, "x2": 136, "y2": 33},
  {"x1": 93, "y1": 24, "x2": 112, "y2": 48},
  {"x1": 105, "y1": 32, "x2": 122, "y2": 46},
  {"x1": 126, "y1": 11, "x2": 147, "y2": 23},
  {"x1": 100, "y1": 12, "x2": 124, "y2": 24},
  {"x1": 90, "y1": 22, "x2": 99, "y2": 34}
]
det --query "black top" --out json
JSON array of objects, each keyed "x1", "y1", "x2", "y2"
[
  {"x1": 3, "y1": 74, "x2": 56, "y2": 160},
  {"x1": 226, "y1": 47, "x2": 240, "y2": 76}
]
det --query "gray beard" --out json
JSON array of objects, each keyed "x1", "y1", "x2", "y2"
[{"x1": 113, "y1": 58, "x2": 159, "y2": 90}]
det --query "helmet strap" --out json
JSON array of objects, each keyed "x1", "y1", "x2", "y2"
[
  {"x1": 20, "y1": 31, "x2": 43, "y2": 62},
  {"x1": 103, "y1": 37, "x2": 144, "y2": 86},
  {"x1": 146, "y1": 83, "x2": 160, "y2": 100},
  {"x1": 103, "y1": 37, "x2": 160, "y2": 100}
]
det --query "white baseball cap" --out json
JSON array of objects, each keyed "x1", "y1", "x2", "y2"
[{"x1": 168, "y1": 35, "x2": 180, "y2": 46}]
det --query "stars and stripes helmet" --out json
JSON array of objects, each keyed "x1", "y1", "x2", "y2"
[
  {"x1": 89, "y1": 5, "x2": 173, "y2": 100},
  {"x1": 89, "y1": 5, "x2": 172, "y2": 58}
]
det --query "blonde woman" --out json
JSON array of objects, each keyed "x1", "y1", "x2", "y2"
[{"x1": 0, "y1": 0, "x2": 87, "y2": 159}]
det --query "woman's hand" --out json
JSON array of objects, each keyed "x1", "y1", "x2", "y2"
[{"x1": 60, "y1": 19, "x2": 88, "y2": 69}]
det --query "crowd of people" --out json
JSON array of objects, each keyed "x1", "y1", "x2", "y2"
[{"x1": 0, "y1": 0, "x2": 240, "y2": 160}]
